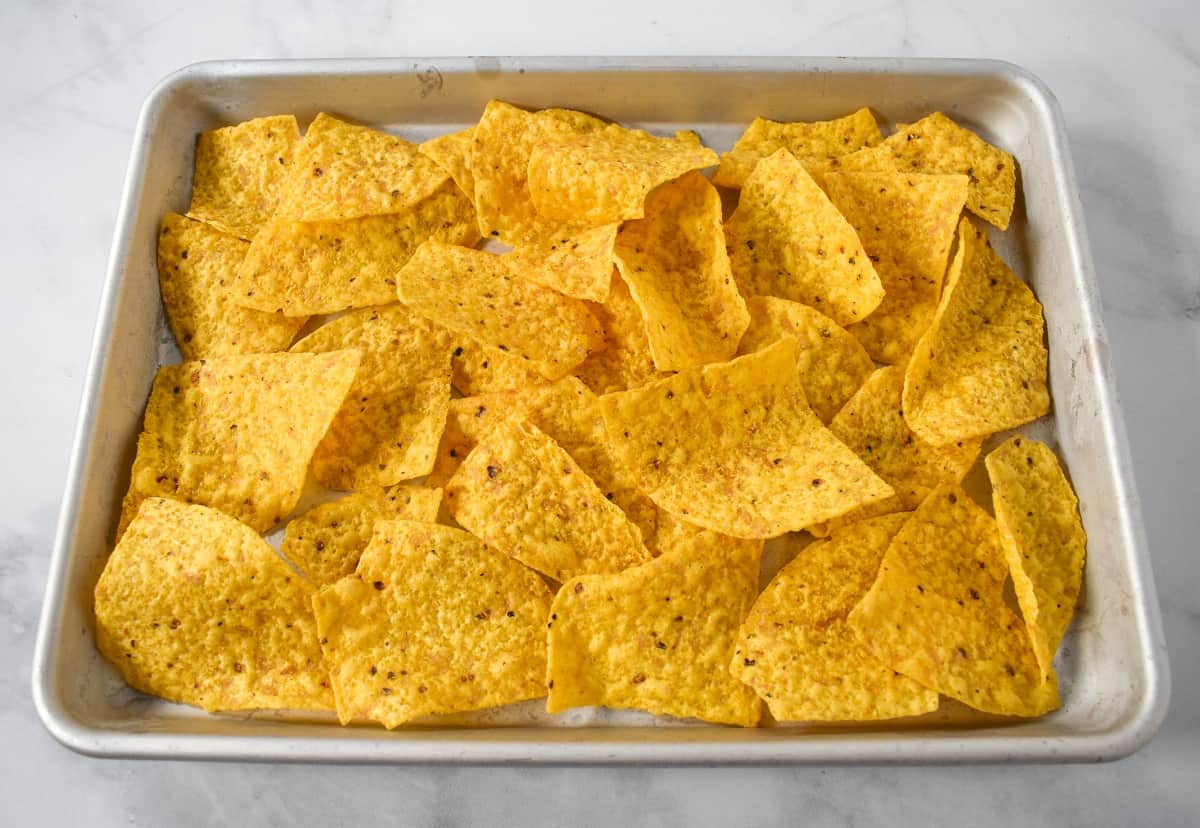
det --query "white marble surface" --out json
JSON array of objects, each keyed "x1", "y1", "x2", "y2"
[{"x1": 3, "y1": 0, "x2": 1198, "y2": 824}]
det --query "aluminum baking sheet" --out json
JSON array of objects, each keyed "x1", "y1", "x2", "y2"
[{"x1": 32, "y1": 57, "x2": 1169, "y2": 763}]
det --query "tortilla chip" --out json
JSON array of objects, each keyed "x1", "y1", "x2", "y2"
[
  {"x1": 95, "y1": 498, "x2": 331, "y2": 712},
  {"x1": 527, "y1": 124, "x2": 719, "y2": 224},
  {"x1": 847, "y1": 485, "x2": 1059, "y2": 716},
  {"x1": 735, "y1": 296, "x2": 874, "y2": 424},
  {"x1": 186, "y1": 115, "x2": 301, "y2": 240},
  {"x1": 470, "y1": 101, "x2": 608, "y2": 244},
  {"x1": 713, "y1": 109, "x2": 882, "y2": 189},
  {"x1": 235, "y1": 180, "x2": 479, "y2": 316},
  {"x1": 281, "y1": 485, "x2": 442, "y2": 586},
  {"x1": 313, "y1": 520, "x2": 552, "y2": 727},
  {"x1": 396, "y1": 240, "x2": 604, "y2": 380},
  {"x1": 821, "y1": 171, "x2": 968, "y2": 363},
  {"x1": 547, "y1": 529, "x2": 762, "y2": 726},
  {"x1": 427, "y1": 394, "x2": 524, "y2": 488},
  {"x1": 986, "y1": 436, "x2": 1087, "y2": 677},
  {"x1": 275, "y1": 113, "x2": 448, "y2": 222},
  {"x1": 903, "y1": 217, "x2": 1050, "y2": 444},
  {"x1": 419, "y1": 127, "x2": 476, "y2": 198},
  {"x1": 510, "y1": 223, "x2": 618, "y2": 302},
  {"x1": 574, "y1": 269, "x2": 667, "y2": 394},
  {"x1": 119, "y1": 351, "x2": 359, "y2": 535},
  {"x1": 290, "y1": 305, "x2": 452, "y2": 490},
  {"x1": 450, "y1": 338, "x2": 548, "y2": 396},
  {"x1": 814, "y1": 365, "x2": 982, "y2": 532},
  {"x1": 600, "y1": 338, "x2": 894, "y2": 538},
  {"x1": 613, "y1": 171, "x2": 749, "y2": 371},
  {"x1": 725, "y1": 149, "x2": 883, "y2": 326},
  {"x1": 157, "y1": 213, "x2": 305, "y2": 360},
  {"x1": 445, "y1": 419, "x2": 650, "y2": 582},
  {"x1": 732, "y1": 513, "x2": 938, "y2": 721}
]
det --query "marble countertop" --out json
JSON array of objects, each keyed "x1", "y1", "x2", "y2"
[{"x1": 3, "y1": 0, "x2": 1197, "y2": 824}]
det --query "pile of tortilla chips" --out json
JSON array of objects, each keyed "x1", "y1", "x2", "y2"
[{"x1": 95, "y1": 101, "x2": 1085, "y2": 730}]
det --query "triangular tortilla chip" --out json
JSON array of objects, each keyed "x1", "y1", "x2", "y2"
[
  {"x1": 735, "y1": 296, "x2": 874, "y2": 424},
  {"x1": 445, "y1": 418, "x2": 651, "y2": 582},
  {"x1": 824, "y1": 171, "x2": 968, "y2": 363},
  {"x1": 600, "y1": 338, "x2": 894, "y2": 538},
  {"x1": 157, "y1": 213, "x2": 305, "y2": 360},
  {"x1": 847, "y1": 485, "x2": 1059, "y2": 717},
  {"x1": 509, "y1": 222, "x2": 618, "y2": 302},
  {"x1": 573, "y1": 269, "x2": 668, "y2": 394},
  {"x1": 290, "y1": 305, "x2": 452, "y2": 490},
  {"x1": 713, "y1": 108, "x2": 882, "y2": 189},
  {"x1": 95, "y1": 498, "x2": 332, "y2": 712},
  {"x1": 547, "y1": 528, "x2": 763, "y2": 726},
  {"x1": 986, "y1": 436, "x2": 1087, "y2": 677},
  {"x1": 235, "y1": 180, "x2": 479, "y2": 316},
  {"x1": 450, "y1": 338, "x2": 548, "y2": 396},
  {"x1": 396, "y1": 241, "x2": 604, "y2": 380},
  {"x1": 613, "y1": 171, "x2": 749, "y2": 371},
  {"x1": 275, "y1": 113, "x2": 448, "y2": 222},
  {"x1": 527, "y1": 124, "x2": 718, "y2": 224},
  {"x1": 281, "y1": 485, "x2": 442, "y2": 586},
  {"x1": 313, "y1": 520, "x2": 552, "y2": 727},
  {"x1": 186, "y1": 115, "x2": 301, "y2": 240},
  {"x1": 119, "y1": 351, "x2": 359, "y2": 535},
  {"x1": 418, "y1": 127, "x2": 475, "y2": 198},
  {"x1": 732, "y1": 513, "x2": 939, "y2": 721},
  {"x1": 903, "y1": 217, "x2": 1050, "y2": 444},
  {"x1": 725, "y1": 149, "x2": 883, "y2": 326}
]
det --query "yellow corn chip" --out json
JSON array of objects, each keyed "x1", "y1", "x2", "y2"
[
  {"x1": 119, "y1": 351, "x2": 359, "y2": 536},
  {"x1": 547, "y1": 529, "x2": 762, "y2": 726},
  {"x1": 735, "y1": 296, "x2": 874, "y2": 424},
  {"x1": 527, "y1": 124, "x2": 719, "y2": 224},
  {"x1": 281, "y1": 485, "x2": 442, "y2": 586},
  {"x1": 986, "y1": 436, "x2": 1087, "y2": 677},
  {"x1": 847, "y1": 485, "x2": 1059, "y2": 716},
  {"x1": 471, "y1": 101, "x2": 608, "y2": 244},
  {"x1": 396, "y1": 241, "x2": 604, "y2": 380},
  {"x1": 157, "y1": 213, "x2": 305, "y2": 360},
  {"x1": 290, "y1": 305, "x2": 452, "y2": 490},
  {"x1": 903, "y1": 217, "x2": 1050, "y2": 444},
  {"x1": 732, "y1": 513, "x2": 938, "y2": 721},
  {"x1": 445, "y1": 419, "x2": 650, "y2": 581},
  {"x1": 574, "y1": 269, "x2": 667, "y2": 394},
  {"x1": 186, "y1": 115, "x2": 301, "y2": 240},
  {"x1": 313, "y1": 520, "x2": 552, "y2": 727},
  {"x1": 600, "y1": 338, "x2": 893, "y2": 538},
  {"x1": 275, "y1": 113, "x2": 448, "y2": 222},
  {"x1": 816, "y1": 365, "x2": 982, "y2": 531},
  {"x1": 833, "y1": 113, "x2": 1016, "y2": 230},
  {"x1": 713, "y1": 109, "x2": 882, "y2": 189},
  {"x1": 95, "y1": 498, "x2": 331, "y2": 712},
  {"x1": 450, "y1": 338, "x2": 548, "y2": 396},
  {"x1": 725, "y1": 149, "x2": 883, "y2": 326},
  {"x1": 418, "y1": 127, "x2": 475, "y2": 198},
  {"x1": 510, "y1": 223, "x2": 618, "y2": 303},
  {"x1": 235, "y1": 180, "x2": 478, "y2": 316},
  {"x1": 822, "y1": 171, "x2": 968, "y2": 363},
  {"x1": 427, "y1": 394, "x2": 524, "y2": 488},
  {"x1": 613, "y1": 171, "x2": 749, "y2": 371}
]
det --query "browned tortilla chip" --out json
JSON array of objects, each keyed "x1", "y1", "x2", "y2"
[
  {"x1": 713, "y1": 108, "x2": 882, "y2": 189},
  {"x1": 824, "y1": 171, "x2": 968, "y2": 363},
  {"x1": 613, "y1": 171, "x2": 749, "y2": 371},
  {"x1": 903, "y1": 217, "x2": 1050, "y2": 444},
  {"x1": 157, "y1": 213, "x2": 305, "y2": 359},
  {"x1": 275, "y1": 113, "x2": 448, "y2": 222},
  {"x1": 396, "y1": 241, "x2": 604, "y2": 380},
  {"x1": 290, "y1": 305, "x2": 452, "y2": 490},
  {"x1": 419, "y1": 127, "x2": 476, "y2": 198},
  {"x1": 95, "y1": 498, "x2": 332, "y2": 712},
  {"x1": 732, "y1": 513, "x2": 939, "y2": 721},
  {"x1": 725, "y1": 149, "x2": 883, "y2": 326},
  {"x1": 573, "y1": 269, "x2": 667, "y2": 394},
  {"x1": 186, "y1": 114, "x2": 301, "y2": 240},
  {"x1": 600, "y1": 338, "x2": 893, "y2": 538}
]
